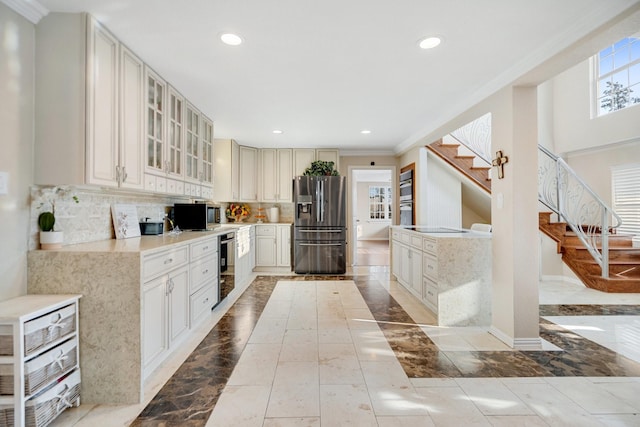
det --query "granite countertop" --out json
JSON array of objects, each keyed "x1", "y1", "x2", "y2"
[
  {"x1": 33, "y1": 229, "x2": 227, "y2": 254},
  {"x1": 392, "y1": 225, "x2": 491, "y2": 239}
]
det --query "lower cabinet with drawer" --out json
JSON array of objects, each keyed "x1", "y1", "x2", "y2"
[
  {"x1": 27, "y1": 231, "x2": 229, "y2": 405},
  {"x1": 390, "y1": 226, "x2": 492, "y2": 327},
  {"x1": 0, "y1": 295, "x2": 81, "y2": 427},
  {"x1": 254, "y1": 224, "x2": 292, "y2": 271},
  {"x1": 142, "y1": 263, "x2": 189, "y2": 376},
  {"x1": 189, "y1": 236, "x2": 219, "y2": 326}
]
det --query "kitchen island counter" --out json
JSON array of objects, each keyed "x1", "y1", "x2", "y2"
[
  {"x1": 27, "y1": 230, "x2": 225, "y2": 405},
  {"x1": 390, "y1": 225, "x2": 492, "y2": 326}
]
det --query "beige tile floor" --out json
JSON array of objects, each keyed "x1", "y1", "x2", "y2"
[{"x1": 52, "y1": 270, "x2": 640, "y2": 426}]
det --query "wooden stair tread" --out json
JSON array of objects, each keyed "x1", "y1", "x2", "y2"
[{"x1": 540, "y1": 213, "x2": 640, "y2": 292}]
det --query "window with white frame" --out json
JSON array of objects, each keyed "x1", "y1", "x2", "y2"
[
  {"x1": 612, "y1": 163, "x2": 640, "y2": 236},
  {"x1": 369, "y1": 186, "x2": 392, "y2": 220},
  {"x1": 595, "y1": 34, "x2": 640, "y2": 116}
]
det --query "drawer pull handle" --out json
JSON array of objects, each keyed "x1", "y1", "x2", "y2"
[
  {"x1": 164, "y1": 258, "x2": 173, "y2": 265},
  {"x1": 203, "y1": 269, "x2": 208, "y2": 274},
  {"x1": 47, "y1": 313, "x2": 65, "y2": 333},
  {"x1": 54, "y1": 384, "x2": 74, "y2": 412},
  {"x1": 203, "y1": 246, "x2": 208, "y2": 251},
  {"x1": 52, "y1": 348, "x2": 68, "y2": 370}
]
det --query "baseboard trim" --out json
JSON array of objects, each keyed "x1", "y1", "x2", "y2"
[
  {"x1": 541, "y1": 275, "x2": 584, "y2": 286},
  {"x1": 489, "y1": 326, "x2": 542, "y2": 350}
]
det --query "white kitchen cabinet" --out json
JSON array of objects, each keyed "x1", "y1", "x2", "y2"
[
  {"x1": 235, "y1": 226, "x2": 255, "y2": 287},
  {"x1": 292, "y1": 149, "x2": 340, "y2": 177},
  {"x1": 142, "y1": 276, "x2": 167, "y2": 368},
  {"x1": 255, "y1": 225, "x2": 277, "y2": 267},
  {"x1": 260, "y1": 149, "x2": 293, "y2": 202},
  {"x1": 35, "y1": 13, "x2": 144, "y2": 189},
  {"x1": 201, "y1": 116, "x2": 215, "y2": 191},
  {"x1": 213, "y1": 138, "x2": 240, "y2": 201},
  {"x1": 142, "y1": 248, "x2": 190, "y2": 377},
  {"x1": 0, "y1": 295, "x2": 82, "y2": 427},
  {"x1": 144, "y1": 67, "x2": 167, "y2": 178},
  {"x1": 239, "y1": 146, "x2": 259, "y2": 201},
  {"x1": 390, "y1": 226, "x2": 492, "y2": 326},
  {"x1": 29, "y1": 232, "x2": 230, "y2": 405},
  {"x1": 184, "y1": 103, "x2": 201, "y2": 184},
  {"x1": 166, "y1": 85, "x2": 185, "y2": 180},
  {"x1": 255, "y1": 224, "x2": 291, "y2": 270},
  {"x1": 117, "y1": 45, "x2": 145, "y2": 189},
  {"x1": 189, "y1": 236, "x2": 218, "y2": 326},
  {"x1": 316, "y1": 149, "x2": 340, "y2": 170},
  {"x1": 293, "y1": 149, "x2": 316, "y2": 177},
  {"x1": 85, "y1": 18, "x2": 119, "y2": 187},
  {"x1": 391, "y1": 230, "x2": 422, "y2": 300},
  {"x1": 277, "y1": 224, "x2": 292, "y2": 267}
]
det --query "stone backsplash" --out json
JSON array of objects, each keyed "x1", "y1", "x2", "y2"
[
  {"x1": 30, "y1": 186, "x2": 181, "y2": 250},
  {"x1": 30, "y1": 186, "x2": 296, "y2": 250}
]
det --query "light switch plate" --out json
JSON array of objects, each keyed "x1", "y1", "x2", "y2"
[{"x1": 0, "y1": 172, "x2": 8, "y2": 195}]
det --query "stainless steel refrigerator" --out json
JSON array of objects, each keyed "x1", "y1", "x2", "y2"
[{"x1": 293, "y1": 176, "x2": 346, "y2": 274}]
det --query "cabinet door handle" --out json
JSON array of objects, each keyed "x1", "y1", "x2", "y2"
[
  {"x1": 122, "y1": 166, "x2": 128, "y2": 183},
  {"x1": 115, "y1": 165, "x2": 121, "y2": 184}
]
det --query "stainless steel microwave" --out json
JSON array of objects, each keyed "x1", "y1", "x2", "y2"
[{"x1": 173, "y1": 203, "x2": 220, "y2": 230}]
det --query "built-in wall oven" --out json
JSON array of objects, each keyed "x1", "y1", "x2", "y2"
[
  {"x1": 218, "y1": 232, "x2": 235, "y2": 302},
  {"x1": 399, "y1": 167, "x2": 415, "y2": 226}
]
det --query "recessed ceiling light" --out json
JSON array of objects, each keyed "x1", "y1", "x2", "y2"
[
  {"x1": 273, "y1": 129, "x2": 283, "y2": 134},
  {"x1": 360, "y1": 130, "x2": 371, "y2": 134},
  {"x1": 220, "y1": 33, "x2": 243, "y2": 46},
  {"x1": 418, "y1": 36, "x2": 441, "y2": 49}
]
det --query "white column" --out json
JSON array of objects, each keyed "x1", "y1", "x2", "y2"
[{"x1": 489, "y1": 86, "x2": 541, "y2": 349}]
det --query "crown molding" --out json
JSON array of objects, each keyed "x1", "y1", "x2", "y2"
[{"x1": 1, "y1": 0, "x2": 49, "y2": 24}]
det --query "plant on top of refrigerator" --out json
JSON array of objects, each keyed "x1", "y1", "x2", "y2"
[{"x1": 303, "y1": 160, "x2": 339, "y2": 176}]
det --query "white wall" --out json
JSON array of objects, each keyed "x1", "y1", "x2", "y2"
[
  {"x1": 356, "y1": 181, "x2": 390, "y2": 240},
  {"x1": 553, "y1": 59, "x2": 640, "y2": 154},
  {"x1": 425, "y1": 154, "x2": 462, "y2": 227},
  {"x1": 0, "y1": 4, "x2": 35, "y2": 300}
]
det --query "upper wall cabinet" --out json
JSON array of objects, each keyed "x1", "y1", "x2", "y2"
[
  {"x1": 144, "y1": 67, "x2": 167, "y2": 177},
  {"x1": 213, "y1": 139, "x2": 240, "y2": 201},
  {"x1": 35, "y1": 13, "x2": 144, "y2": 188},
  {"x1": 261, "y1": 149, "x2": 293, "y2": 203},
  {"x1": 292, "y1": 149, "x2": 339, "y2": 177},
  {"x1": 35, "y1": 13, "x2": 213, "y2": 199},
  {"x1": 239, "y1": 146, "x2": 258, "y2": 202},
  {"x1": 292, "y1": 149, "x2": 316, "y2": 177}
]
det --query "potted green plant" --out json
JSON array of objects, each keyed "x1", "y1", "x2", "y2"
[
  {"x1": 303, "y1": 160, "x2": 340, "y2": 176},
  {"x1": 35, "y1": 186, "x2": 79, "y2": 249}
]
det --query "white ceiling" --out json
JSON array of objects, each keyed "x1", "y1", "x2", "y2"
[{"x1": 34, "y1": 0, "x2": 639, "y2": 153}]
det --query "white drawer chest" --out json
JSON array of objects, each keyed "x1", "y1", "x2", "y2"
[{"x1": 0, "y1": 294, "x2": 81, "y2": 427}]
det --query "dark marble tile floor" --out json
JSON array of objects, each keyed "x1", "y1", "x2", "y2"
[{"x1": 132, "y1": 275, "x2": 640, "y2": 426}]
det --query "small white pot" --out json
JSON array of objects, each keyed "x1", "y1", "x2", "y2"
[{"x1": 40, "y1": 231, "x2": 64, "y2": 250}]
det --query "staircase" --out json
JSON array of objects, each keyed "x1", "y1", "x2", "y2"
[
  {"x1": 539, "y1": 212, "x2": 640, "y2": 292},
  {"x1": 425, "y1": 118, "x2": 640, "y2": 293},
  {"x1": 426, "y1": 138, "x2": 492, "y2": 193}
]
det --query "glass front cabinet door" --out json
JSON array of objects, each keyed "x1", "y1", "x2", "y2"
[{"x1": 145, "y1": 68, "x2": 166, "y2": 174}]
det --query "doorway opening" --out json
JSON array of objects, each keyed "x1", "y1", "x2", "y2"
[{"x1": 349, "y1": 167, "x2": 394, "y2": 266}]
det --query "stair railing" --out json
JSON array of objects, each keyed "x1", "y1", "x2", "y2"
[
  {"x1": 449, "y1": 112, "x2": 492, "y2": 165},
  {"x1": 448, "y1": 113, "x2": 621, "y2": 278},
  {"x1": 538, "y1": 145, "x2": 622, "y2": 278}
]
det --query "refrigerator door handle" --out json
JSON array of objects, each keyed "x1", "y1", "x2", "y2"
[
  {"x1": 299, "y1": 242, "x2": 343, "y2": 246},
  {"x1": 298, "y1": 229, "x2": 343, "y2": 233},
  {"x1": 316, "y1": 180, "x2": 321, "y2": 222},
  {"x1": 320, "y1": 180, "x2": 324, "y2": 223}
]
